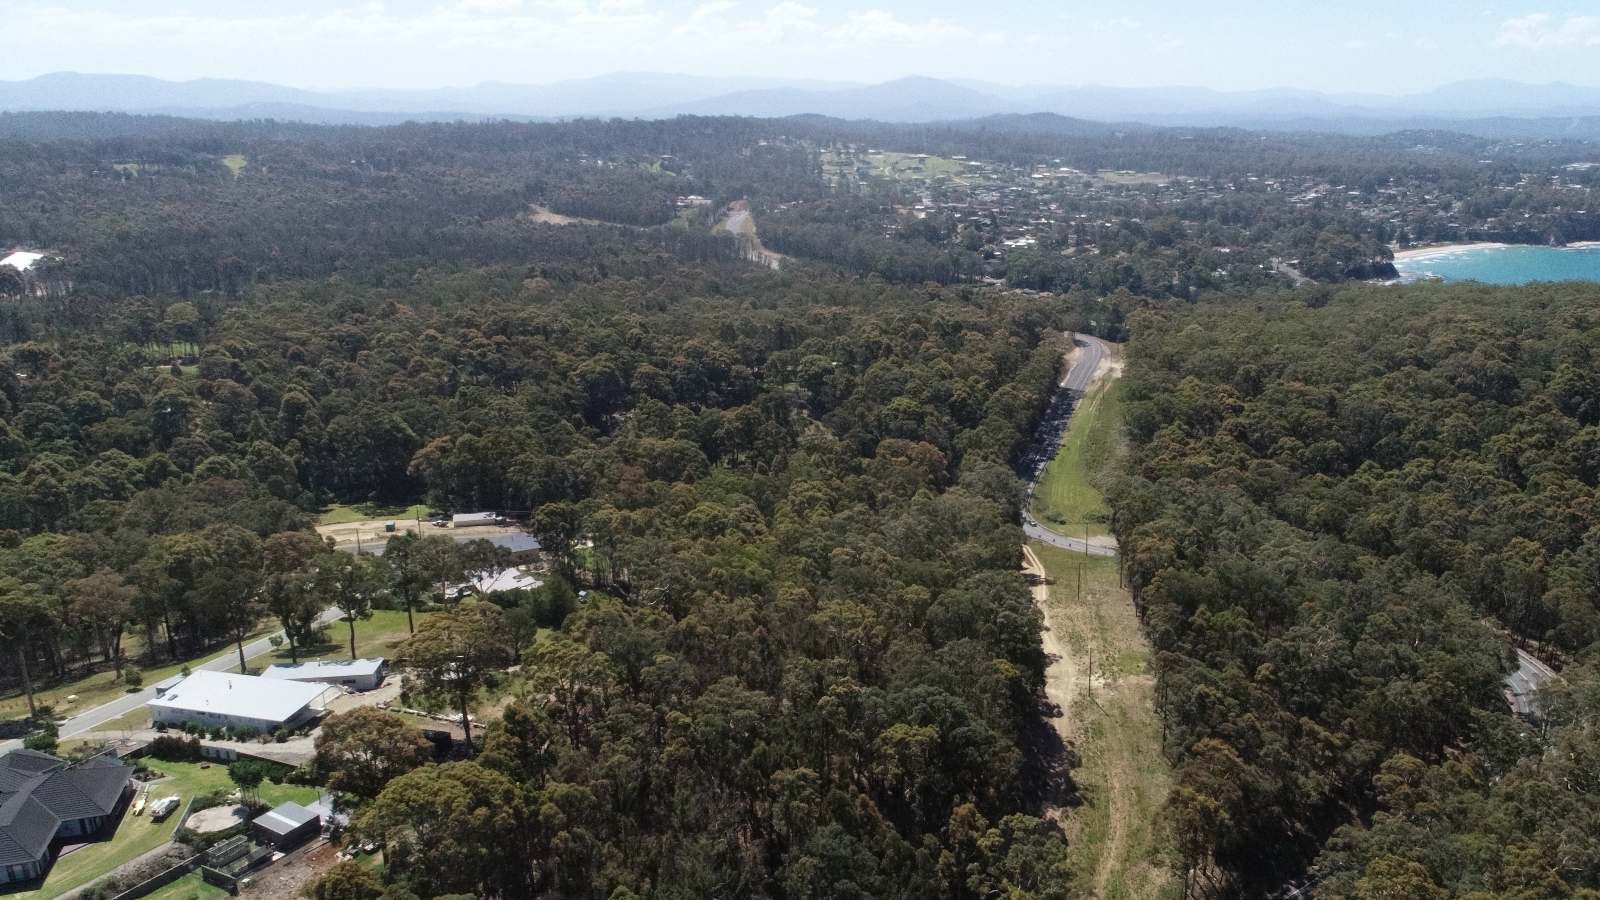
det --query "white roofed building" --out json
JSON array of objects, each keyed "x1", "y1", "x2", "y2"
[
  {"x1": 263, "y1": 658, "x2": 387, "y2": 692},
  {"x1": 447, "y1": 566, "x2": 543, "y2": 600},
  {"x1": 0, "y1": 251, "x2": 44, "y2": 272},
  {"x1": 147, "y1": 670, "x2": 337, "y2": 733}
]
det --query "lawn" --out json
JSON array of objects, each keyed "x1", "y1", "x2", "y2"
[
  {"x1": 270, "y1": 609, "x2": 434, "y2": 664},
  {"x1": 143, "y1": 759, "x2": 322, "y2": 809},
  {"x1": 865, "y1": 151, "x2": 963, "y2": 181},
  {"x1": 317, "y1": 503, "x2": 431, "y2": 526},
  {"x1": 221, "y1": 154, "x2": 248, "y2": 177},
  {"x1": 143, "y1": 871, "x2": 228, "y2": 900},
  {"x1": 1031, "y1": 376, "x2": 1124, "y2": 537}
]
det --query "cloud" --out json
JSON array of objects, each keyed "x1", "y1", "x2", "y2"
[
  {"x1": 1494, "y1": 13, "x2": 1600, "y2": 48},
  {"x1": 839, "y1": 9, "x2": 986, "y2": 46},
  {"x1": 457, "y1": 0, "x2": 523, "y2": 12},
  {"x1": 0, "y1": 1, "x2": 1029, "y2": 87}
]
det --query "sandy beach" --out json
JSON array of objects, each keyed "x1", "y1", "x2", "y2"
[
  {"x1": 1394, "y1": 240, "x2": 1600, "y2": 262},
  {"x1": 1391, "y1": 241, "x2": 1508, "y2": 262}
]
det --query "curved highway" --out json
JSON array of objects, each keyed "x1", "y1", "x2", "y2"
[{"x1": 1021, "y1": 334, "x2": 1119, "y2": 557}]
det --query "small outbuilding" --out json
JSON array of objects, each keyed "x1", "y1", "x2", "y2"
[
  {"x1": 250, "y1": 801, "x2": 321, "y2": 850},
  {"x1": 262, "y1": 658, "x2": 387, "y2": 692}
]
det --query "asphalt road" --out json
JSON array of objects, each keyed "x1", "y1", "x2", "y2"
[
  {"x1": 1023, "y1": 515, "x2": 1119, "y2": 557},
  {"x1": 1021, "y1": 333, "x2": 1119, "y2": 557},
  {"x1": 1, "y1": 606, "x2": 343, "y2": 750},
  {"x1": 1505, "y1": 646, "x2": 1558, "y2": 718}
]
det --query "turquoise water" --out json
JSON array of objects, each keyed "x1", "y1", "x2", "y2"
[{"x1": 1394, "y1": 244, "x2": 1600, "y2": 284}]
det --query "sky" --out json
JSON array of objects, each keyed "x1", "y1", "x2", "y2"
[{"x1": 3, "y1": 1, "x2": 1599, "y2": 93}]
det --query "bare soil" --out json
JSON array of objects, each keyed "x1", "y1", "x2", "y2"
[
  {"x1": 715, "y1": 200, "x2": 783, "y2": 270},
  {"x1": 185, "y1": 804, "x2": 247, "y2": 834},
  {"x1": 314, "y1": 518, "x2": 526, "y2": 552},
  {"x1": 239, "y1": 839, "x2": 341, "y2": 898}
]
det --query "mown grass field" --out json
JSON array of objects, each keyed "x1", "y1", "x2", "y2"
[
  {"x1": 270, "y1": 609, "x2": 433, "y2": 664},
  {"x1": 139, "y1": 340, "x2": 201, "y2": 359},
  {"x1": 316, "y1": 502, "x2": 431, "y2": 526},
  {"x1": 1031, "y1": 376, "x2": 1123, "y2": 537},
  {"x1": 865, "y1": 151, "x2": 964, "y2": 181}
]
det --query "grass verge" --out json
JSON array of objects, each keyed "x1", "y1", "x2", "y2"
[
  {"x1": 1031, "y1": 376, "x2": 1123, "y2": 536},
  {"x1": 270, "y1": 609, "x2": 432, "y2": 665}
]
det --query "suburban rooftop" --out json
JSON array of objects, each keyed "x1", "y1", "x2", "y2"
[
  {"x1": 262, "y1": 658, "x2": 386, "y2": 679},
  {"x1": 147, "y1": 670, "x2": 332, "y2": 722}
]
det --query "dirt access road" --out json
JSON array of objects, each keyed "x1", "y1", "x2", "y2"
[
  {"x1": 715, "y1": 200, "x2": 783, "y2": 270},
  {"x1": 315, "y1": 516, "x2": 528, "y2": 554}
]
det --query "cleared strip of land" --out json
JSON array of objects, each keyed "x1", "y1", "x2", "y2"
[
  {"x1": 1024, "y1": 340, "x2": 1175, "y2": 899},
  {"x1": 1030, "y1": 544, "x2": 1176, "y2": 900}
]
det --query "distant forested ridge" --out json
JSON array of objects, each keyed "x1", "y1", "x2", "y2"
[{"x1": 1112, "y1": 283, "x2": 1600, "y2": 897}]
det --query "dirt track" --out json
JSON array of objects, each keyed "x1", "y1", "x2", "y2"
[
  {"x1": 715, "y1": 200, "x2": 783, "y2": 270},
  {"x1": 314, "y1": 518, "x2": 526, "y2": 552}
]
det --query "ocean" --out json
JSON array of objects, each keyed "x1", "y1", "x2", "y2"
[{"x1": 1393, "y1": 244, "x2": 1600, "y2": 285}]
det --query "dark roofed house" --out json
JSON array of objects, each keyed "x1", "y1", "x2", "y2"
[
  {"x1": 250, "y1": 800, "x2": 321, "y2": 850},
  {"x1": 0, "y1": 750, "x2": 135, "y2": 885}
]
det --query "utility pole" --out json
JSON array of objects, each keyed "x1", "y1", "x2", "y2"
[{"x1": 1087, "y1": 645, "x2": 1093, "y2": 702}]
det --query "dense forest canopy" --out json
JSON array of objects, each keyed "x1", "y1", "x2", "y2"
[
  {"x1": 1112, "y1": 284, "x2": 1600, "y2": 897},
  {"x1": 0, "y1": 111, "x2": 1092, "y2": 893},
  {"x1": 3, "y1": 108, "x2": 1600, "y2": 898}
]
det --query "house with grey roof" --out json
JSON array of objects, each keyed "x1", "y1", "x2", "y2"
[
  {"x1": 250, "y1": 800, "x2": 321, "y2": 850},
  {"x1": 0, "y1": 749, "x2": 135, "y2": 885}
]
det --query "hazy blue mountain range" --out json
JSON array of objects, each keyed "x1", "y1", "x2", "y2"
[{"x1": 6, "y1": 72, "x2": 1600, "y2": 136}]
